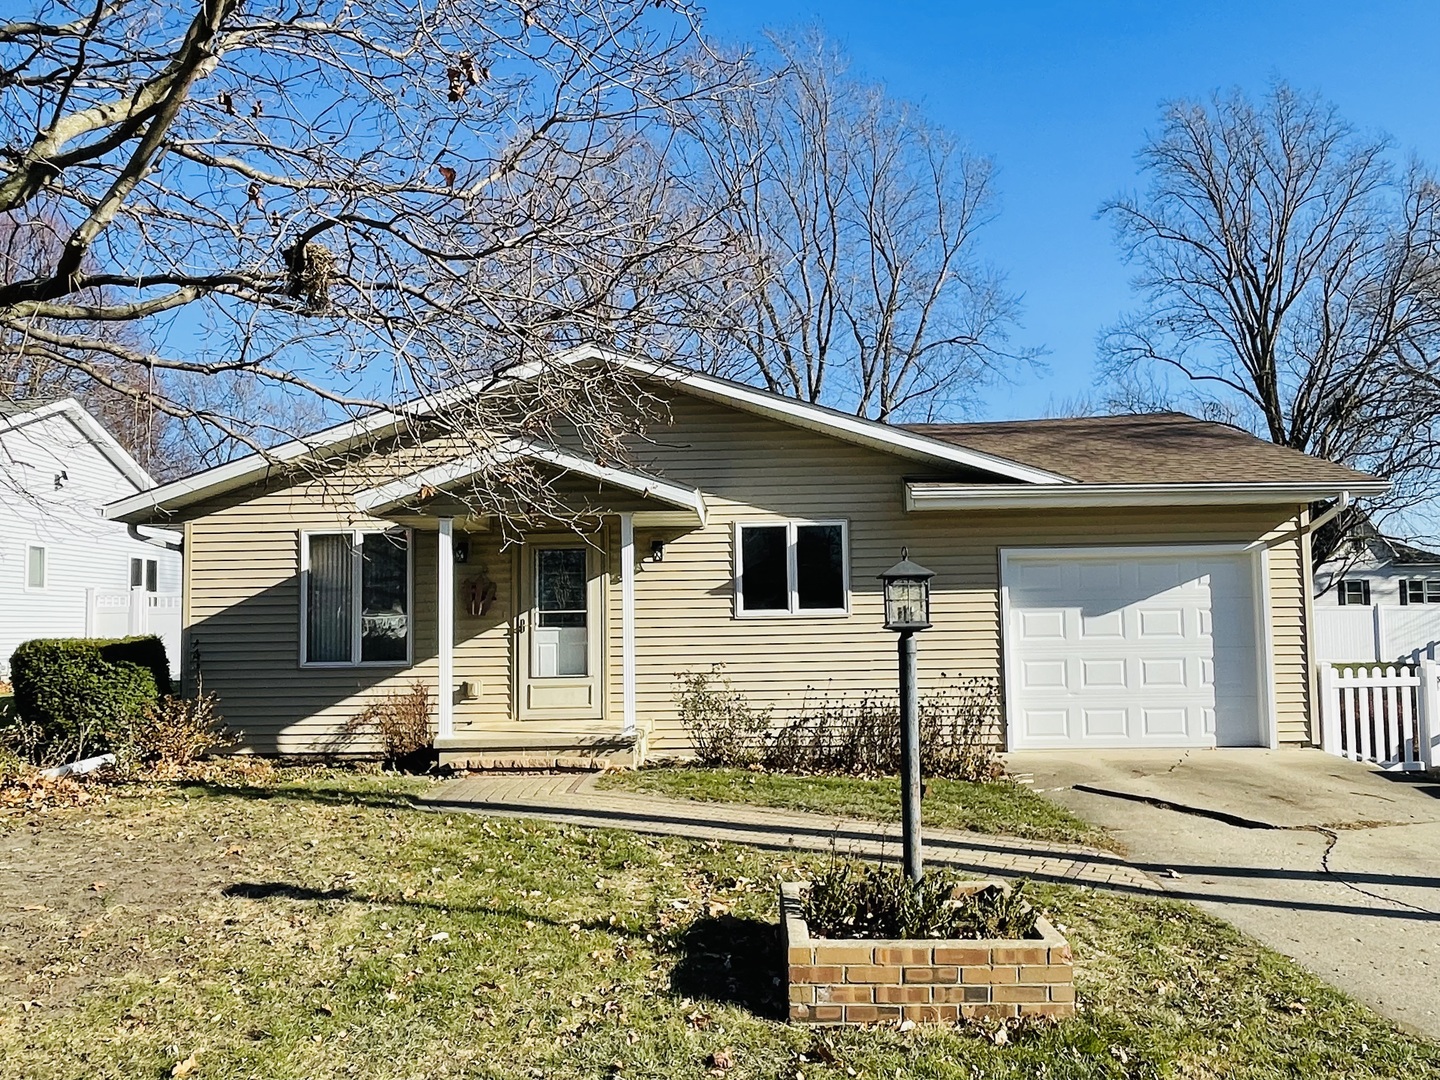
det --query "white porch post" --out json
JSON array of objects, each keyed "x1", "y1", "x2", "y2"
[
  {"x1": 620, "y1": 512, "x2": 636, "y2": 735},
  {"x1": 437, "y1": 518, "x2": 455, "y2": 741}
]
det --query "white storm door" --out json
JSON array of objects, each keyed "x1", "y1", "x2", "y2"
[
  {"x1": 1004, "y1": 550, "x2": 1262, "y2": 749},
  {"x1": 520, "y1": 544, "x2": 603, "y2": 719}
]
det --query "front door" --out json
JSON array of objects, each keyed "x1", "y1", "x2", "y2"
[{"x1": 518, "y1": 541, "x2": 604, "y2": 720}]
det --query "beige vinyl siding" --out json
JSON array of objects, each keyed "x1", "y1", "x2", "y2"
[
  {"x1": 182, "y1": 465, "x2": 450, "y2": 753},
  {"x1": 177, "y1": 387, "x2": 1315, "y2": 753},
  {"x1": 603, "y1": 394, "x2": 1313, "y2": 752}
]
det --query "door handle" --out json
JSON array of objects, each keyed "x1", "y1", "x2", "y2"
[{"x1": 516, "y1": 616, "x2": 526, "y2": 633}]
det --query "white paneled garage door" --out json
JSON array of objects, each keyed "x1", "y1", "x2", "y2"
[{"x1": 1003, "y1": 549, "x2": 1266, "y2": 749}]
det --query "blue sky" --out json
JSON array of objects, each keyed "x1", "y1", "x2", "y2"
[{"x1": 702, "y1": 0, "x2": 1440, "y2": 420}]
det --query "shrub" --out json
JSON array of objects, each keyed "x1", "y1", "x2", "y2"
[
  {"x1": 673, "y1": 670, "x2": 1001, "y2": 782},
  {"x1": 800, "y1": 861, "x2": 1037, "y2": 941},
  {"x1": 676, "y1": 665, "x2": 772, "y2": 768},
  {"x1": 9, "y1": 636, "x2": 171, "y2": 764},
  {"x1": 345, "y1": 681, "x2": 433, "y2": 763},
  {"x1": 116, "y1": 691, "x2": 236, "y2": 771}
]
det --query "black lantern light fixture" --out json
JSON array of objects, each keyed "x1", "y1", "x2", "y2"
[
  {"x1": 878, "y1": 547, "x2": 935, "y2": 884},
  {"x1": 880, "y1": 548, "x2": 934, "y2": 631}
]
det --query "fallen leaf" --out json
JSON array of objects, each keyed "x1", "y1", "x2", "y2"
[
  {"x1": 172, "y1": 1052, "x2": 199, "y2": 1077},
  {"x1": 708, "y1": 1048, "x2": 734, "y2": 1071}
]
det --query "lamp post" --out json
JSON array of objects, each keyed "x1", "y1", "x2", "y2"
[{"x1": 879, "y1": 548, "x2": 934, "y2": 884}]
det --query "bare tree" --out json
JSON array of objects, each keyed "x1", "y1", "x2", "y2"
[
  {"x1": 696, "y1": 31, "x2": 1031, "y2": 422},
  {"x1": 1101, "y1": 84, "x2": 1440, "y2": 560},
  {"x1": 0, "y1": 0, "x2": 741, "y2": 512}
]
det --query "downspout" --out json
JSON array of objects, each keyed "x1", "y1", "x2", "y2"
[
  {"x1": 1299, "y1": 490, "x2": 1349, "y2": 752},
  {"x1": 1303, "y1": 490, "x2": 1351, "y2": 537},
  {"x1": 127, "y1": 523, "x2": 183, "y2": 554}
]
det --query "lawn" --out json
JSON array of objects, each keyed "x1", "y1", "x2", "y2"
[
  {"x1": 599, "y1": 767, "x2": 1113, "y2": 850},
  {"x1": 1, "y1": 768, "x2": 1436, "y2": 1079}
]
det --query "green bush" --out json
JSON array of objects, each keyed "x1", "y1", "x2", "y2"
[{"x1": 9, "y1": 636, "x2": 171, "y2": 764}]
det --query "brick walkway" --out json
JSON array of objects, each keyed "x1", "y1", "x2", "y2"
[{"x1": 418, "y1": 774, "x2": 1158, "y2": 893}]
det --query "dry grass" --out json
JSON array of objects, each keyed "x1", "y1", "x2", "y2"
[{"x1": 0, "y1": 768, "x2": 1435, "y2": 1079}]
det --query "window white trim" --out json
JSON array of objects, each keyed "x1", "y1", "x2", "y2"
[
  {"x1": 24, "y1": 544, "x2": 47, "y2": 591},
  {"x1": 732, "y1": 519, "x2": 850, "y2": 619},
  {"x1": 298, "y1": 527, "x2": 414, "y2": 668}
]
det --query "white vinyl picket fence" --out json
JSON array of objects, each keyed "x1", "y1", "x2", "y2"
[
  {"x1": 1319, "y1": 660, "x2": 1440, "y2": 771},
  {"x1": 85, "y1": 586, "x2": 181, "y2": 677}
]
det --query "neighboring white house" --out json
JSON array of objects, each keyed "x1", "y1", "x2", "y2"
[
  {"x1": 1313, "y1": 523, "x2": 1440, "y2": 663},
  {"x1": 0, "y1": 398, "x2": 181, "y2": 675}
]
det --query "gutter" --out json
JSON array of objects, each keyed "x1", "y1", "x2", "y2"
[{"x1": 904, "y1": 480, "x2": 1391, "y2": 511}]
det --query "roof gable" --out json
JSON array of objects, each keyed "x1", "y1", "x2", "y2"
[
  {"x1": 105, "y1": 346, "x2": 1066, "y2": 523},
  {"x1": 0, "y1": 397, "x2": 154, "y2": 492}
]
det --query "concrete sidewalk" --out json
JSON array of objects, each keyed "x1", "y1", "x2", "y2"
[
  {"x1": 418, "y1": 773, "x2": 1159, "y2": 893},
  {"x1": 1007, "y1": 748, "x2": 1440, "y2": 1041}
]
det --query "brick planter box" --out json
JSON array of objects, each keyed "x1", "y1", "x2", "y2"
[{"x1": 781, "y1": 880, "x2": 1074, "y2": 1025}]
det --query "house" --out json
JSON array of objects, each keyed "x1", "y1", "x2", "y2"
[
  {"x1": 0, "y1": 397, "x2": 181, "y2": 674},
  {"x1": 1312, "y1": 518, "x2": 1440, "y2": 663},
  {"x1": 103, "y1": 347, "x2": 1384, "y2": 761}
]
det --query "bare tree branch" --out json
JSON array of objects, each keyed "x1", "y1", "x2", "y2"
[{"x1": 1100, "y1": 83, "x2": 1440, "y2": 561}]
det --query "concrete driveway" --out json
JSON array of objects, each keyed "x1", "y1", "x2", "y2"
[{"x1": 1005, "y1": 748, "x2": 1440, "y2": 1040}]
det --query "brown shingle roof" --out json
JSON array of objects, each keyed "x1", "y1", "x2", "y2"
[{"x1": 904, "y1": 412, "x2": 1377, "y2": 485}]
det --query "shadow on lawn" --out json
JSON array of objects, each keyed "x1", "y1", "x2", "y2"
[
  {"x1": 171, "y1": 778, "x2": 422, "y2": 812},
  {"x1": 668, "y1": 915, "x2": 787, "y2": 1021},
  {"x1": 222, "y1": 879, "x2": 789, "y2": 1019}
]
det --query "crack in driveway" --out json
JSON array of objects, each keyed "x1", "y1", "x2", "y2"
[{"x1": 1075, "y1": 782, "x2": 1440, "y2": 917}]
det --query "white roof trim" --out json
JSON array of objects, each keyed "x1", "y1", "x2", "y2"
[
  {"x1": 905, "y1": 480, "x2": 1392, "y2": 511},
  {"x1": 2, "y1": 397, "x2": 155, "y2": 492},
  {"x1": 354, "y1": 440, "x2": 709, "y2": 525},
  {"x1": 106, "y1": 343, "x2": 1072, "y2": 522}
]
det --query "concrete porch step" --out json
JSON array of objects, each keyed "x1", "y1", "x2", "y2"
[{"x1": 435, "y1": 730, "x2": 640, "y2": 772}]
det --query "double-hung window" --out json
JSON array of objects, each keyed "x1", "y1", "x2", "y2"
[
  {"x1": 302, "y1": 529, "x2": 412, "y2": 666},
  {"x1": 1337, "y1": 579, "x2": 1370, "y2": 606},
  {"x1": 734, "y1": 520, "x2": 848, "y2": 616},
  {"x1": 130, "y1": 556, "x2": 158, "y2": 592},
  {"x1": 1400, "y1": 578, "x2": 1440, "y2": 605}
]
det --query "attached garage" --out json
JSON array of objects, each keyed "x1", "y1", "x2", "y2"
[{"x1": 1001, "y1": 546, "x2": 1272, "y2": 750}]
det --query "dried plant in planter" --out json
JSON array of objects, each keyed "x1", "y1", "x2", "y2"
[
  {"x1": 800, "y1": 862, "x2": 1038, "y2": 941},
  {"x1": 345, "y1": 681, "x2": 434, "y2": 766}
]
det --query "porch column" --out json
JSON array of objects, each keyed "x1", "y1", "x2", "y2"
[
  {"x1": 620, "y1": 512, "x2": 636, "y2": 735},
  {"x1": 437, "y1": 518, "x2": 455, "y2": 740}
]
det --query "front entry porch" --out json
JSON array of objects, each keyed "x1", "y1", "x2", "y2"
[{"x1": 352, "y1": 442, "x2": 708, "y2": 768}]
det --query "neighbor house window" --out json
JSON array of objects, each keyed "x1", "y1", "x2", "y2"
[
  {"x1": 1401, "y1": 578, "x2": 1440, "y2": 605},
  {"x1": 130, "y1": 556, "x2": 158, "y2": 592},
  {"x1": 302, "y1": 529, "x2": 411, "y2": 665},
  {"x1": 1337, "y1": 579, "x2": 1370, "y2": 606},
  {"x1": 734, "y1": 521, "x2": 848, "y2": 616},
  {"x1": 25, "y1": 545, "x2": 45, "y2": 589}
]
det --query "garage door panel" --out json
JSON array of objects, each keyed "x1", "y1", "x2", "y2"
[
  {"x1": 1006, "y1": 551, "x2": 1263, "y2": 750},
  {"x1": 1140, "y1": 658, "x2": 1187, "y2": 687},
  {"x1": 1018, "y1": 609, "x2": 1066, "y2": 640},
  {"x1": 1142, "y1": 707, "x2": 1189, "y2": 737},
  {"x1": 1021, "y1": 659, "x2": 1067, "y2": 689},
  {"x1": 1024, "y1": 709, "x2": 1069, "y2": 738},
  {"x1": 1082, "y1": 659, "x2": 1126, "y2": 688},
  {"x1": 1080, "y1": 609, "x2": 1124, "y2": 638},
  {"x1": 1082, "y1": 708, "x2": 1128, "y2": 738},
  {"x1": 1138, "y1": 608, "x2": 1186, "y2": 639}
]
